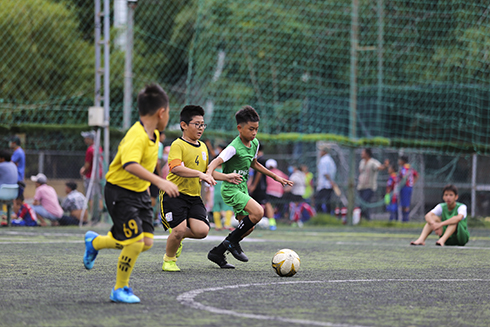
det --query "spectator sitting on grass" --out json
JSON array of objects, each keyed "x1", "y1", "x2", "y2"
[
  {"x1": 10, "y1": 195, "x2": 38, "y2": 226},
  {"x1": 410, "y1": 184, "x2": 469, "y2": 247},
  {"x1": 31, "y1": 173, "x2": 64, "y2": 226},
  {"x1": 60, "y1": 181, "x2": 88, "y2": 226}
]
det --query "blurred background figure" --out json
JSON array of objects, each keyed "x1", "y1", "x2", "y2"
[
  {"x1": 9, "y1": 136, "x2": 25, "y2": 197},
  {"x1": 265, "y1": 159, "x2": 289, "y2": 225},
  {"x1": 316, "y1": 146, "x2": 337, "y2": 215}
]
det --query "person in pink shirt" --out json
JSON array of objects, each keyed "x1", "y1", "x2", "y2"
[
  {"x1": 265, "y1": 159, "x2": 289, "y2": 224},
  {"x1": 30, "y1": 173, "x2": 63, "y2": 226}
]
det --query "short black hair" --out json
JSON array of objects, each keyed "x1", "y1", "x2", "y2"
[
  {"x1": 442, "y1": 184, "x2": 458, "y2": 196},
  {"x1": 66, "y1": 181, "x2": 77, "y2": 191},
  {"x1": 399, "y1": 155, "x2": 409, "y2": 163},
  {"x1": 180, "y1": 105, "x2": 205, "y2": 131},
  {"x1": 235, "y1": 105, "x2": 260, "y2": 125},
  {"x1": 16, "y1": 195, "x2": 24, "y2": 202},
  {"x1": 364, "y1": 148, "x2": 372, "y2": 158},
  {"x1": 0, "y1": 149, "x2": 11, "y2": 161},
  {"x1": 137, "y1": 83, "x2": 169, "y2": 116}
]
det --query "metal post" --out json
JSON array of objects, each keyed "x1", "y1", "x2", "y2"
[
  {"x1": 38, "y1": 152, "x2": 44, "y2": 174},
  {"x1": 103, "y1": 0, "x2": 110, "y2": 173},
  {"x1": 347, "y1": 0, "x2": 359, "y2": 225},
  {"x1": 94, "y1": 0, "x2": 101, "y2": 107},
  {"x1": 377, "y1": 0, "x2": 384, "y2": 133},
  {"x1": 123, "y1": 0, "x2": 137, "y2": 130},
  {"x1": 471, "y1": 153, "x2": 477, "y2": 217}
]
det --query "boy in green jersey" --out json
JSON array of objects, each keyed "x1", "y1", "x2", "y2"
[
  {"x1": 205, "y1": 106, "x2": 293, "y2": 268},
  {"x1": 410, "y1": 184, "x2": 469, "y2": 246}
]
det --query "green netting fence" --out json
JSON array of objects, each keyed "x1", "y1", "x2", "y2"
[{"x1": 1, "y1": 0, "x2": 490, "y2": 154}]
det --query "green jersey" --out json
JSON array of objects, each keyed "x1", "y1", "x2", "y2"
[
  {"x1": 218, "y1": 136, "x2": 259, "y2": 215},
  {"x1": 435, "y1": 202, "x2": 469, "y2": 246}
]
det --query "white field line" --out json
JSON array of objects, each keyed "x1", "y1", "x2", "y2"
[{"x1": 177, "y1": 279, "x2": 490, "y2": 327}]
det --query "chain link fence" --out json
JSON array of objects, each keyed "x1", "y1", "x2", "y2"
[{"x1": 2, "y1": 0, "x2": 490, "y2": 219}]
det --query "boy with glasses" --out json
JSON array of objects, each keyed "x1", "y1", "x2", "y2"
[{"x1": 160, "y1": 105, "x2": 242, "y2": 271}]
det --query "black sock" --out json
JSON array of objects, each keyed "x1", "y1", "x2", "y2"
[{"x1": 225, "y1": 216, "x2": 255, "y2": 243}]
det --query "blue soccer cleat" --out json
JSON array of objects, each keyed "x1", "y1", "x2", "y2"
[
  {"x1": 83, "y1": 231, "x2": 99, "y2": 270},
  {"x1": 110, "y1": 286, "x2": 141, "y2": 304}
]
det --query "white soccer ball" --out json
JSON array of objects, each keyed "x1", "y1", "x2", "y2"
[{"x1": 271, "y1": 249, "x2": 300, "y2": 277}]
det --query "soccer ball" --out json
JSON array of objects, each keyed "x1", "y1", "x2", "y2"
[{"x1": 271, "y1": 249, "x2": 300, "y2": 277}]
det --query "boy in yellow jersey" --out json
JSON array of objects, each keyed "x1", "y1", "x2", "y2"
[
  {"x1": 82, "y1": 84, "x2": 179, "y2": 304},
  {"x1": 160, "y1": 105, "x2": 242, "y2": 271}
]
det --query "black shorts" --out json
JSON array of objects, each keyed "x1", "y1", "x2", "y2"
[
  {"x1": 160, "y1": 191, "x2": 209, "y2": 231},
  {"x1": 105, "y1": 182, "x2": 154, "y2": 244}
]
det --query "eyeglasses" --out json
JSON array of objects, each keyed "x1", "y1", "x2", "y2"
[{"x1": 189, "y1": 122, "x2": 207, "y2": 129}]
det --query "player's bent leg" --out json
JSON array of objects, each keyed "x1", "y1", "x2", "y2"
[
  {"x1": 186, "y1": 219, "x2": 210, "y2": 239},
  {"x1": 244, "y1": 199, "x2": 264, "y2": 224},
  {"x1": 166, "y1": 221, "x2": 186, "y2": 257},
  {"x1": 437, "y1": 224, "x2": 457, "y2": 246}
]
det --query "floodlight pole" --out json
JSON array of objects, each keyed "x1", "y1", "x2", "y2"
[{"x1": 347, "y1": 0, "x2": 359, "y2": 226}]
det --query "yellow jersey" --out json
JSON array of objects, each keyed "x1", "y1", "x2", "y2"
[
  {"x1": 106, "y1": 121, "x2": 159, "y2": 192},
  {"x1": 167, "y1": 137, "x2": 209, "y2": 197}
]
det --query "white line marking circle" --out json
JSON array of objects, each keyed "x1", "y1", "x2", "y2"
[{"x1": 177, "y1": 279, "x2": 490, "y2": 327}]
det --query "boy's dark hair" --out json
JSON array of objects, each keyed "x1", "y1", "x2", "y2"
[
  {"x1": 66, "y1": 181, "x2": 77, "y2": 191},
  {"x1": 180, "y1": 105, "x2": 205, "y2": 131},
  {"x1": 235, "y1": 105, "x2": 260, "y2": 125},
  {"x1": 16, "y1": 195, "x2": 24, "y2": 202},
  {"x1": 442, "y1": 184, "x2": 458, "y2": 196},
  {"x1": 364, "y1": 148, "x2": 372, "y2": 158},
  {"x1": 0, "y1": 149, "x2": 11, "y2": 161},
  {"x1": 137, "y1": 83, "x2": 169, "y2": 116},
  {"x1": 399, "y1": 155, "x2": 408, "y2": 163}
]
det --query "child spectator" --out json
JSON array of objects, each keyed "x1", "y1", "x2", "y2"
[
  {"x1": 385, "y1": 165, "x2": 398, "y2": 221},
  {"x1": 410, "y1": 184, "x2": 469, "y2": 247},
  {"x1": 398, "y1": 155, "x2": 419, "y2": 222},
  {"x1": 2, "y1": 195, "x2": 38, "y2": 227}
]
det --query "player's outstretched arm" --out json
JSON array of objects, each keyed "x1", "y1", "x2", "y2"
[
  {"x1": 125, "y1": 163, "x2": 179, "y2": 197},
  {"x1": 250, "y1": 159, "x2": 293, "y2": 187}
]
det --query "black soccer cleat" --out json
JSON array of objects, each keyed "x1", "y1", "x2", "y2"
[
  {"x1": 208, "y1": 248, "x2": 235, "y2": 269},
  {"x1": 222, "y1": 239, "x2": 249, "y2": 262}
]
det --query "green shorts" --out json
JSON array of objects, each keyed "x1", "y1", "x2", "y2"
[
  {"x1": 221, "y1": 182, "x2": 250, "y2": 216},
  {"x1": 442, "y1": 222, "x2": 470, "y2": 246}
]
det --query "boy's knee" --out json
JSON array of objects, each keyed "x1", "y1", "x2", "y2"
[{"x1": 142, "y1": 238, "x2": 154, "y2": 252}]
